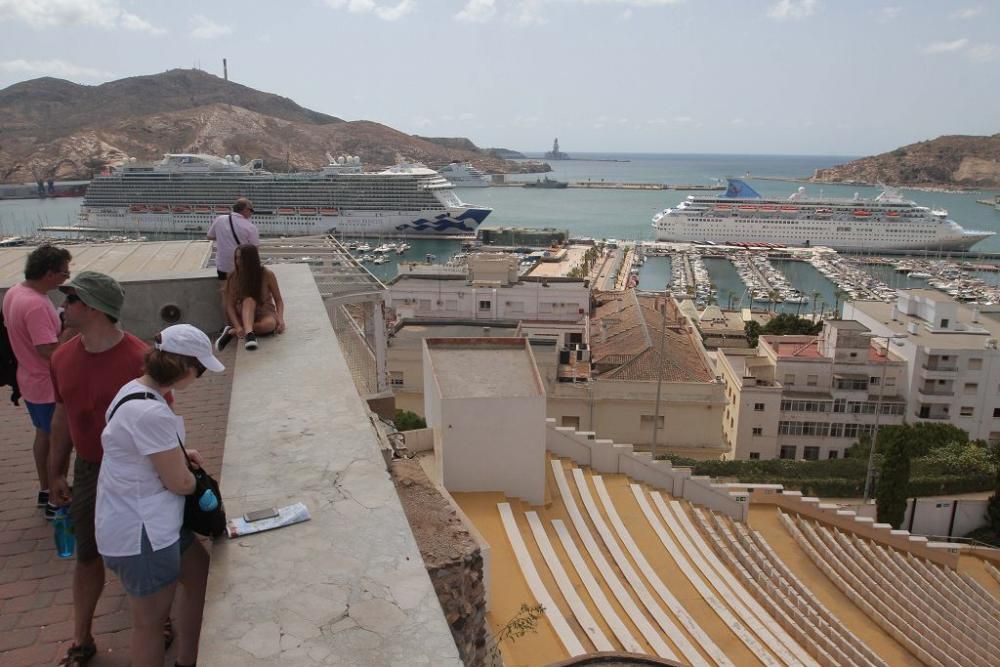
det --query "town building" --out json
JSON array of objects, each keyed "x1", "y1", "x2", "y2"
[
  {"x1": 844, "y1": 289, "x2": 1000, "y2": 442},
  {"x1": 717, "y1": 319, "x2": 907, "y2": 460}
]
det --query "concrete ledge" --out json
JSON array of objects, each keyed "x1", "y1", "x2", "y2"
[{"x1": 199, "y1": 264, "x2": 459, "y2": 666}]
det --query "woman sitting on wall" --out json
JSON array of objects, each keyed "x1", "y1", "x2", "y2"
[{"x1": 215, "y1": 244, "x2": 285, "y2": 352}]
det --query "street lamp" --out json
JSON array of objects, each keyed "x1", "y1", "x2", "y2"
[{"x1": 862, "y1": 333, "x2": 905, "y2": 503}]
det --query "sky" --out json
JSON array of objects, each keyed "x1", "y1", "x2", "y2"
[{"x1": 0, "y1": 0, "x2": 997, "y2": 156}]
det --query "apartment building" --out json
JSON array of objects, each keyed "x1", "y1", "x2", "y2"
[
  {"x1": 717, "y1": 320, "x2": 907, "y2": 460},
  {"x1": 844, "y1": 289, "x2": 1000, "y2": 442}
]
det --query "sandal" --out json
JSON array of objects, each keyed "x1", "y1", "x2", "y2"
[
  {"x1": 58, "y1": 643, "x2": 97, "y2": 666},
  {"x1": 164, "y1": 617, "x2": 175, "y2": 649}
]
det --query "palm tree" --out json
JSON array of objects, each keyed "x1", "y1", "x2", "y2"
[
  {"x1": 833, "y1": 289, "x2": 848, "y2": 316},
  {"x1": 768, "y1": 289, "x2": 781, "y2": 314}
]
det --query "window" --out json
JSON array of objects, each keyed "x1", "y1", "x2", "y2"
[
  {"x1": 752, "y1": 427, "x2": 763, "y2": 436},
  {"x1": 828, "y1": 450, "x2": 839, "y2": 459},
  {"x1": 969, "y1": 358, "x2": 983, "y2": 370},
  {"x1": 749, "y1": 452, "x2": 761, "y2": 460},
  {"x1": 886, "y1": 377, "x2": 896, "y2": 387},
  {"x1": 779, "y1": 445, "x2": 797, "y2": 460},
  {"x1": 754, "y1": 403, "x2": 765, "y2": 412},
  {"x1": 964, "y1": 382, "x2": 978, "y2": 394},
  {"x1": 478, "y1": 300, "x2": 491, "y2": 310},
  {"x1": 803, "y1": 446, "x2": 820, "y2": 461},
  {"x1": 960, "y1": 406, "x2": 974, "y2": 417},
  {"x1": 561, "y1": 416, "x2": 580, "y2": 429},
  {"x1": 994, "y1": 408, "x2": 1000, "y2": 419},
  {"x1": 807, "y1": 375, "x2": 818, "y2": 387},
  {"x1": 833, "y1": 398, "x2": 846, "y2": 413},
  {"x1": 940, "y1": 319, "x2": 949, "y2": 328},
  {"x1": 869, "y1": 376, "x2": 880, "y2": 385},
  {"x1": 389, "y1": 372, "x2": 404, "y2": 387},
  {"x1": 829, "y1": 423, "x2": 844, "y2": 438},
  {"x1": 640, "y1": 415, "x2": 664, "y2": 430},
  {"x1": 783, "y1": 374, "x2": 795, "y2": 386}
]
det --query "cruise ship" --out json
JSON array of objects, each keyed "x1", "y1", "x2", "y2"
[
  {"x1": 436, "y1": 161, "x2": 490, "y2": 187},
  {"x1": 81, "y1": 153, "x2": 492, "y2": 237},
  {"x1": 652, "y1": 179, "x2": 993, "y2": 251}
]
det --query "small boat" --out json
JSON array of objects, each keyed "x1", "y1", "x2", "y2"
[
  {"x1": 357, "y1": 243, "x2": 371, "y2": 252},
  {"x1": 886, "y1": 211, "x2": 900, "y2": 217},
  {"x1": 129, "y1": 204, "x2": 147, "y2": 213},
  {"x1": 320, "y1": 207, "x2": 338, "y2": 216},
  {"x1": 853, "y1": 209, "x2": 871, "y2": 218},
  {"x1": 299, "y1": 207, "x2": 317, "y2": 215},
  {"x1": 276, "y1": 207, "x2": 296, "y2": 215},
  {"x1": 149, "y1": 205, "x2": 167, "y2": 213},
  {"x1": 171, "y1": 205, "x2": 191, "y2": 213},
  {"x1": 907, "y1": 271, "x2": 931, "y2": 279},
  {"x1": 373, "y1": 256, "x2": 390, "y2": 265}
]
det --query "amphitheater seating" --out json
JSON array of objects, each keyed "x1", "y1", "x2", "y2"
[
  {"x1": 987, "y1": 561, "x2": 1000, "y2": 587},
  {"x1": 779, "y1": 510, "x2": 1000, "y2": 667},
  {"x1": 694, "y1": 508, "x2": 886, "y2": 667}
]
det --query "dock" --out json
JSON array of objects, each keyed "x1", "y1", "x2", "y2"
[{"x1": 493, "y1": 181, "x2": 724, "y2": 191}]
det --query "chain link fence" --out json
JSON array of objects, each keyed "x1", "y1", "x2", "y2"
[{"x1": 327, "y1": 296, "x2": 385, "y2": 396}]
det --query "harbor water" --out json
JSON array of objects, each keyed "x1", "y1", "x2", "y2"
[{"x1": 2, "y1": 153, "x2": 998, "y2": 290}]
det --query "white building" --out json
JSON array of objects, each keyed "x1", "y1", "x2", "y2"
[
  {"x1": 844, "y1": 289, "x2": 1000, "y2": 442},
  {"x1": 717, "y1": 320, "x2": 907, "y2": 460}
]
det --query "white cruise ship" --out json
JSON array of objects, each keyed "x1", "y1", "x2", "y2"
[
  {"x1": 652, "y1": 179, "x2": 993, "y2": 251},
  {"x1": 436, "y1": 161, "x2": 490, "y2": 187},
  {"x1": 81, "y1": 153, "x2": 492, "y2": 237}
]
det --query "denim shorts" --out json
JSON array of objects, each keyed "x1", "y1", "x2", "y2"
[
  {"x1": 104, "y1": 527, "x2": 195, "y2": 597},
  {"x1": 25, "y1": 401, "x2": 55, "y2": 432}
]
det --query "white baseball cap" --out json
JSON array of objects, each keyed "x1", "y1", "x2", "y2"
[{"x1": 155, "y1": 324, "x2": 225, "y2": 373}]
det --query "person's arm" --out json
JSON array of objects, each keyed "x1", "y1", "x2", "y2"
[
  {"x1": 34, "y1": 342, "x2": 58, "y2": 360},
  {"x1": 26, "y1": 304, "x2": 60, "y2": 359},
  {"x1": 224, "y1": 282, "x2": 244, "y2": 337},
  {"x1": 48, "y1": 403, "x2": 74, "y2": 506},
  {"x1": 206, "y1": 218, "x2": 217, "y2": 240},
  {"x1": 268, "y1": 271, "x2": 285, "y2": 333},
  {"x1": 149, "y1": 447, "x2": 196, "y2": 496}
]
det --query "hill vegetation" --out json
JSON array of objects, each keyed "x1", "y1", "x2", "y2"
[
  {"x1": 811, "y1": 134, "x2": 1000, "y2": 189},
  {"x1": 0, "y1": 69, "x2": 545, "y2": 182}
]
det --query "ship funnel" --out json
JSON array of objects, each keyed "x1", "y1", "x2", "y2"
[
  {"x1": 234, "y1": 154, "x2": 241, "y2": 164},
  {"x1": 224, "y1": 155, "x2": 232, "y2": 162}
]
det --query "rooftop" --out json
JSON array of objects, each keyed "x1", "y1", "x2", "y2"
[
  {"x1": 426, "y1": 338, "x2": 544, "y2": 399},
  {"x1": 847, "y1": 297, "x2": 1000, "y2": 350},
  {"x1": 390, "y1": 321, "x2": 519, "y2": 349}
]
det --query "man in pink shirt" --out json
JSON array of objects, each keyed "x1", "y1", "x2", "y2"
[{"x1": 1, "y1": 244, "x2": 72, "y2": 517}]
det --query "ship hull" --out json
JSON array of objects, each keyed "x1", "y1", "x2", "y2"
[
  {"x1": 81, "y1": 207, "x2": 491, "y2": 237},
  {"x1": 652, "y1": 215, "x2": 991, "y2": 251}
]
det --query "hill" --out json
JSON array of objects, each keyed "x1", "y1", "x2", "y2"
[
  {"x1": 811, "y1": 134, "x2": 1000, "y2": 189},
  {"x1": 0, "y1": 69, "x2": 543, "y2": 182}
]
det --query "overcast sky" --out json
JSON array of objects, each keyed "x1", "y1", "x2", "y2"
[{"x1": 0, "y1": 0, "x2": 997, "y2": 156}]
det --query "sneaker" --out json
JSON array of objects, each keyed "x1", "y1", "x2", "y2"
[
  {"x1": 215, "y1": 326, "x2": 234, "y2": 352},
  {"x1": 244, "y1": 332, "x2": 258, "y2": 351},
  {"x1": 44, "y1": 503, "x2": 58, "y2": 520},
  {"x1": 37, "y1": 490, "x2": 49, "y2": 507}
]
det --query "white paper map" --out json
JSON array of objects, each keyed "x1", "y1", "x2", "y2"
[{"x1": 226, "y1": 502, "x2": 311, "y2": 538}]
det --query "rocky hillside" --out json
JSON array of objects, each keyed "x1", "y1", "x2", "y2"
[
  {"x1": 0, "y1": 69, "x2": 542, "y2": 182},
  {"x1": 812, "y1": 134, "x2": 1000, "y2": 189}
]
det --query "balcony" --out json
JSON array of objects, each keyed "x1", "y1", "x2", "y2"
[
  {"x1": 920, "y1": 363, "x2": 958, "y2": 379},
  {"x1": 917, "y1": 388, "x2": 953, "y2": 403}
]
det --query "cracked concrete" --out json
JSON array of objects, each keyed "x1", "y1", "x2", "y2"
[{"x1": 198, "y1": 264, "x2": 461, "y2": 666}]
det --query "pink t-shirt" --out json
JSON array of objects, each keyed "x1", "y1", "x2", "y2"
[{"x1": 2, "y1": 283, "x2": 61, "y2": 403}]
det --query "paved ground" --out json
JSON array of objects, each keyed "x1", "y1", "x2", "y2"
[{"x1": 0, "y1": 344, "x2": 235, "y2": 667}]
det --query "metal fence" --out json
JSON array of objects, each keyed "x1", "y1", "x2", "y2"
[{"x1": 326, "y1": 294, "x2": 386, "y2": 396}]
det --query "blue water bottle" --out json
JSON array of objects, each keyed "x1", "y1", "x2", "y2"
[
  {"x1": 53, "y1": 507, "x2": 75, "y2": 559},
  {"x1": 198, "y1": 489, "x2": 218, "y2": 511}
]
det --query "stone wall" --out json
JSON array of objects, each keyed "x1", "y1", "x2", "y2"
[{"x1": 391, "y1": 458, "x2": 488, "y2": 666}]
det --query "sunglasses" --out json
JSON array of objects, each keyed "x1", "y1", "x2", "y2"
[{"x1": 64, "y1": 293, "x2": 82, "y2": 304}]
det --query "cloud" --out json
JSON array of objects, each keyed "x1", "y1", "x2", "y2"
[
  {"x1": 411, "y1": 116, "x2": 432, "y2": 128},
  {"x1": 876, "y1": 6, "x2": 901, "y2": 23},
  {"x1": 456, "y1": 0, "x2": 496, "y2": 22},
  {"x1": 325, "y1": 0, "x2": 414, "y2": 21},
  {"x1": 0, "y1": 0, "x2": 163, "y2": 33},
  {"x1": 950, "y1": 6, "x2": 984, "y2": 20},
  {"x1": 673, "y1": 115, "x2": 693, "y2": 124},
  {"x1": 923, "y1": 38, "x2": 969, "y2": 54},
  {"x1": 966, "y1": 43, "x2": 998, "y2": 62},
  {"x1": 191, "y1": 14, "x2": 232, "y2": 39},
  {"x1": 0, "y1": 58, "x2": 112, "y2": 79},
  {"x1": 767, "y1": 0, "x2": 817, "y2": 21}
]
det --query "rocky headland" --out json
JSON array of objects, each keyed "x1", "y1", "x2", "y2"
[
  {"x1": 811, "y1": 134, "x2": 1000, "y2": 190},
  {"x1": 0, "y1": 69, "x2": 546, "y2": 183}
]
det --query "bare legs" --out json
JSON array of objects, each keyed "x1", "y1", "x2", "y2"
[
  {"x1": 239, "y1": 297, "x2": 277, "y2": 336},
  {"x1": 127, "y1": 582, "x2": 176, "y2": 667},
  {"x1": 32, "y1": 427, "x2": 49, "y2": 491},
  {"x1": 174, "y1": 541, "x2": 209, "y2": 666},
  {"x1": 73, "y1": 556, "x2": 105, "y2": 648}
]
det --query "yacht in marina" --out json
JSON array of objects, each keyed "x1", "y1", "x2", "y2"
[
  {"x1": 652, "y1": 179, "x2": 992, "y2": 251},
  {"x1": 436, "y1": 161, "x2": 490, "y2": 187},
  {"x1": 81, "y1": 153, "x2": 492, "y2": 237}
]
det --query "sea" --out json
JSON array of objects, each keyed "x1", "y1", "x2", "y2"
[{"x1": 2, "y1": 152, "x2": 998, "y2": 309}]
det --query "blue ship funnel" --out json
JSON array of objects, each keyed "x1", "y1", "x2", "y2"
[{"x1": 721, "y1": 179, "x2": 762, "y2": 199}]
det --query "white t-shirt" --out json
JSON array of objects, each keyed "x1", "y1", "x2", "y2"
[
  {"x1": 207, "y1": 211, "x2": 260, "y2": 273},
  {"x1": 96, "y1": 380, "x2": 187, "y2": 557}
]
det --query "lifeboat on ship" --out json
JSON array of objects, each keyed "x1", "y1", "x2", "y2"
[
  {"x1": 780, "y1": 206, "x2": 797, "y2": 213},
  {"x1": 215, "y1": 205, "x2": 230, "y2": 213},
  {"x1": 853, "y1": 209, "x2": 871, "y2": 218},
  {"x1": 760, "y1": 205, "x2": 777, "y2": 212},
  {"x1": 715, "y1": 204, "x2": 732, "y2": 211},
  {"x1": 298, "y1": 207, "x2": 317, "y2": 215},
  {"x1": 815, "y1": 208, "x2": 832, "y2": 217},
  {"x1": 194, "y1": 205, "x2": 212, "y2": 214},
  {"x1": 276, "y1": 207, "x2": 296, "y2": 215},
  {"x1": 171, "y1": 205, "x2": 191, "y2": 214},
  {"x1": 320, "y1": 207, "x2": 338, "y2": 216},
  {"x1": 886, "y1": 211, "x2": 900, "y2": 218},
  {"x1": 738, "y1": 205, "x2": 757, "y2": 212},
  {"x1": 149, "y1": 205, "x2": 167, "y2": 213},
  {"x1": 129, "y1": 204, "x2": 147, "y2": 213}
]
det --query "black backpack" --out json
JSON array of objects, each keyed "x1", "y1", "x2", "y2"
[
  {"x1": 109, "y1": 392, "x2": 227, "y2": 538},
  {"x1": 0, "y1": 310, "x2": 21, "y2": 406}
]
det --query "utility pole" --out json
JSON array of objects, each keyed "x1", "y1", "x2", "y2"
[
  {"x1": 863, "y1": 334, "x2": 902, "y2": 503},
  {"x1": 223, "y1": 58, "x2": 228, "y2": 81},
  {"x1": 650, "y1": 290, "x2": 668, "y2": 460}
]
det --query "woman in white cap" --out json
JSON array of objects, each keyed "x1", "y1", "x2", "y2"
[{"x1": 96, "y1": 324, "x2": 224, "y2": 667}]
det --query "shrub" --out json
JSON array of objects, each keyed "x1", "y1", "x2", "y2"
[{"x1": 394, "y1": 409, "x2": 426, "y2": 431}]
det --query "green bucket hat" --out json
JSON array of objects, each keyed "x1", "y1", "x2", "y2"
[{"x1": 59, "y1": 271, "x2": 125, "y2": 320}]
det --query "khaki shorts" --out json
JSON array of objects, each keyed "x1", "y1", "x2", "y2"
[{"x1": 70, "y1": 457, "x2": 101, "y2": 562}]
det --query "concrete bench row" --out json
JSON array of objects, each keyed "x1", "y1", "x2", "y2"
[{"x1": 696, "y1": 509, "x2": 885, "y2": 667}]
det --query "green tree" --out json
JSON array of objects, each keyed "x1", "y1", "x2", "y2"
[
  {"x1": 876, "y1": 427, "x2": 912, "y2": 527},
  {"x1": 393, "y1": 409, "x2": 426, "y2": 431},
  {"x1": 745, "y1": 320, "x2": 763, "y2": 347},
  {"x1": 488, "y1": 603, "x2": 544, "y2": 667}
]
